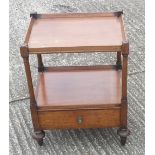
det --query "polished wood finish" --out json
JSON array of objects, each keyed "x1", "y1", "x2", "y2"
[
  {"x1": 32, "y1": 12, "x2": 122, "y2": 19},
  {"x1": 45, "y1": 65, "x2": 117, "y2": 72},
  {"x1": 29, "y1": 17, "x2": 122, "y2": 50},
  {"x1": 20, "y1": 44, "x2": 40, "y2": 131},
  {"x1": 24, "y1": 12, "x2": 127, "y2": 53},
  {"x1": 116, "y1": 52, "x2": 122, "y2": 69},
  {"x1": 121, "y1": 41, "x2": 129, "y2": 128},
  {"x1": 36, "y1": 68, "x2": 121, "y2": 110},
  {"x1": 20, "y1": 12, "x2": 129, "y2": 146},
  {"x1": 38, "y1": 108, "x2": 121, "y2": 130}
]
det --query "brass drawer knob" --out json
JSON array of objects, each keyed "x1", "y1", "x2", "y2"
[{"x1": 77, "y1": 116, "x2": 83, "y2": 124}]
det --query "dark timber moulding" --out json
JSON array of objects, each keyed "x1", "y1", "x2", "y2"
[
  {"x1": 20, "y1": 43, "x2": 29, "y2": 58},
  {"x1": 114, "y1": 10, "x2": 123, "y2": 17},
  {"x1": 30, "y1": 12, "x2": 40, "y2": 19}
]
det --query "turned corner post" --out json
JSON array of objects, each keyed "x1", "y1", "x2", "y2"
[
  {"x1": 20, "y1": 43, "x2": 40, "y2": 131},
  {"x1": 121, "y1": 41, "x2": 129, "y2": 128},
  {"x1": 117, "y1": 41, "x2": 130, "y2": 145},
  {"x1": 122, "y1": 41, "x2": 129, "y2": 99},
  {"x1": 20, "y1": 43, "x2": 35, "y2": 103}
]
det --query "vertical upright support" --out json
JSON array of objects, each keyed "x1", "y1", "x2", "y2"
[
  {"x1": 121, "y1": 53, "x2": 128, "y2": 128},
  {"x1": 121, "y1": 41, "x2": 129, "y2": 107},
  {"x1": 37, "y1": 54, "x2": 44, "y2": 72},
  {"x1": 116, "y1": 52, "x2": 122, "y2": 69},
  {"x1": 117, "y1": 41, "x2": 130, "y2": 145},
  {"x1": 20, "y1": 43, "x2": 40, "y2": 131}
]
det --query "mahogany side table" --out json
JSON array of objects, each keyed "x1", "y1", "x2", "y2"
[{"x1": 20, "y1": 11, "x2": 130, "y2": 146}]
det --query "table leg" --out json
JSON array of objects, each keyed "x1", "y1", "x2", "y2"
[
  {"x1": 20, "y1": 44, "x2": 44, "y2": 145},
  {"x1": 117, "y1": 41, "x2": 130, "y2": 145},
  {"x1": 32, "y1": 130, "x2": 45, "y2": 146},
  {"x1": 116, "y1": 51, "x2": 122, "y2": 69},
  {"x1": 37, "y1": 54, "x2": 44, "y2": 72}
]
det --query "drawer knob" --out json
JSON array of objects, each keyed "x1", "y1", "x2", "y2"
[{"x1": 77, "y1": 116, "x2": 83, "y2": 124}]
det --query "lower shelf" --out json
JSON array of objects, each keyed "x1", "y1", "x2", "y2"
[{"x1": 35, "y1": 66, "x2": 122, "y2": 110}]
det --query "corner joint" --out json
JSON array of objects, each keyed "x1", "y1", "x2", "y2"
[
  {"x1": 30, "y1": 100, "x2": 37, "y2": 107},
  {"x1": 122, "y1": 41, "x2": 129, "y2": 55},
  {"x1": 30, "y1": 12, "x2": 38, "y2": 19},
  {"x1": 114, "y1": 10, "x2": 123, "y2": 17},
  {"x1": 116, "y1": 64, "x2": 122, "y2": 70},
  {"x1": 20, "y1": 43, "x2": 29, "y2": 58},
  {"x1": 121, "y1": 97, "x2": 127, "y2": 104},
  {"x1": 38, "y1": 66, "x2": 48, "y2": 72}
]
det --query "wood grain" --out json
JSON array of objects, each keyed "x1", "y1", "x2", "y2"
[
  {"x1": 35, "y1": 68, "x2": 122, "y2": 110},
  {"x1": 25, "y1": 13, "x2": 126, "y2": 53},
  {"x1": 38, "y1": 108, "x2": 121, "y2": 129},
  {"x1": 20, "y1": 12, "x2": 129, "y2": 145}
]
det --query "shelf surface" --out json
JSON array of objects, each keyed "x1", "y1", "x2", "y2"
[
  {"x1": 25, "y1": 13, "x2": 127, "y2": 53},
  {"x1": 36, "y1": 67, "x2": 122, "y2": 110}
]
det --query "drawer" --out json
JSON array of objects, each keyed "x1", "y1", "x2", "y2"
[{"x1": 38, "y1": 108, "x2": 121, "y2": 130}]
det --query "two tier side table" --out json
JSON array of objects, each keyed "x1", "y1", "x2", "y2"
[{"x1": 20, "y1": 11, "x2": 130, "y2": 146}]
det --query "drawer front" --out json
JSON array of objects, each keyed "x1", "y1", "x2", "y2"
[{"x1": 38, "y1": 108, "x2": 121, "y2": 129}]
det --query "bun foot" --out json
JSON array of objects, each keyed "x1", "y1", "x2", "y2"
[
  {"x1": 32, "y1": 130, "x2": 45, "y2": 146},
  {"x1": 120, "y1": 136, "x2": 127, "y2": 146},
  {"x1": 117, "y1": 128, "x2": 130, "y2": 146},
  {"x1": 37, "y1": 139, "x2": 43, "y2": 146}
]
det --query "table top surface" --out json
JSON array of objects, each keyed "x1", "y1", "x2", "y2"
[{"x1": 24, "y1": 12, "x2": 127, "y2": 53}]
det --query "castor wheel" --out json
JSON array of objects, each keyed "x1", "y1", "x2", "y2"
[
  {"x1": 32, "y1": 130, "x2": 45, "y2": 146},
  {"x1": 117, "y1": 128, "x2": 130, "y2": 146}
]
